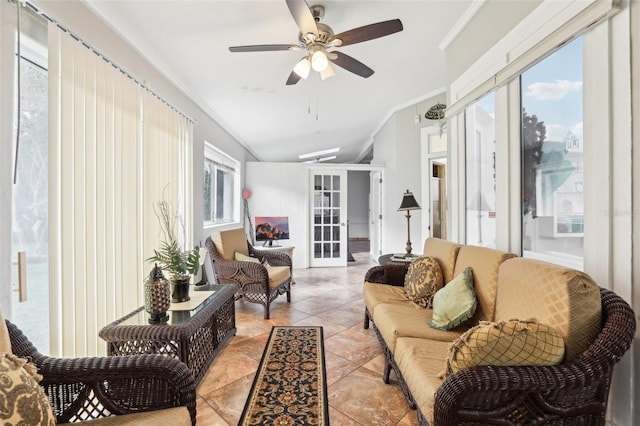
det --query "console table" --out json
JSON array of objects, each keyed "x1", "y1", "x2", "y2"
[{"x1": 99, "y1": 284, "x2": 236, "y2": 385}]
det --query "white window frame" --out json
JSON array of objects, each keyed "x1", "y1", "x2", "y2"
[{"x1": 203, "y1": 142, "x2": 240, "y2": 227}]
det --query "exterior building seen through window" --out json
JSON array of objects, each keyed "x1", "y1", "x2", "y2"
[{"x1": 521, "y1": 37, "x2": 583, "y2": 270}]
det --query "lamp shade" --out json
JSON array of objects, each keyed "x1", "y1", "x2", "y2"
[{"x1": 398, "y1": 190, "x2": 421, "y2": 211}]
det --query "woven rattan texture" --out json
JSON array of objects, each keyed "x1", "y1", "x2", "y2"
[
  {"x1": 99, "y1": 284, "x2": 236, "y2": 385},
  {"x1": 206, "y1": 236, "x2": 292, "y2": 319},
  {"x1": 6, "y1": 321, "x2": 196, "y2": 425}
]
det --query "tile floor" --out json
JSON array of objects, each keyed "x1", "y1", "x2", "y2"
[{"x1": 195, "y1": 251, "x2": 420, "y2": 425}]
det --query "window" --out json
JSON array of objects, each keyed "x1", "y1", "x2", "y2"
[
  {"x1": 465, "y1": 92, "x2": 496, "y2": 247},
  {"x1": 11, "y1": 11, "x2": 49, "y2": 354},
  {"x1": 204, "y1": 143, "x2": 240, "y2": 225},
  {"x1": 521, "y1": 37, "x2": 583, "y2": 269}
]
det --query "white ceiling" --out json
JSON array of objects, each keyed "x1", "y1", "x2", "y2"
[{"x1": 84, "y1": 0, "x2": 472, "y2": 163}]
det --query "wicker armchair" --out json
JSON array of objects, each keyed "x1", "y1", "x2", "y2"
[
  {"x1": 206, "y1": 228, "x2": 292, "y2": 319},
  {"x1": 6, "y1": 320, "x2": 196, "y2": 425}
]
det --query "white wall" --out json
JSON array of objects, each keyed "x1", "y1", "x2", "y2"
[
  {"x1": 347, "y1": 171, "x2": 370, "y2": 239},
  {"x1": 245, "y1": 162, "x2": 309, "y2": 268}
]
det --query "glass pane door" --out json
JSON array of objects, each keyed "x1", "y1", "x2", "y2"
[{"x1": 310, "y1": 170, "x2": 347, "y2": 267}]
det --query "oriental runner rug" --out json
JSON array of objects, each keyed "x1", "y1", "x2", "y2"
[{"x1": 239, "y1": 326, "x2": 329, "y2": 426}]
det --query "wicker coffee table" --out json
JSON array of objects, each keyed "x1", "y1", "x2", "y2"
[{"x1": 99, "y1": 284, "x2": 236, "y2": 385}]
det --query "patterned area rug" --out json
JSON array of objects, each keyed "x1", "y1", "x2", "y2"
[{"x1": 239, "y1": 326, "x2": 329, "y2": 426}]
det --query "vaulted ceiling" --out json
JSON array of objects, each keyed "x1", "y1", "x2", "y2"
[{"x1": 85, "y1": 0, "x2": 472, "y2": 163}]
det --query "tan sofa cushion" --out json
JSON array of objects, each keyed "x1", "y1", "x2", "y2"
[
  {"x1": 372, "y1": 303, "x2": 465, "y2": 353},
  {"x1": 423, "y1": 238, "x2": 462, "y2": 283},
  {"x1": 453, "y1": 245, "x2": 516, "y2": 324},
  {"x1": 266, "y1": 266, "x2": 291, "y2": 288},
  {"x1": 211, "y1": 228, "x2": 248, "y2": 260},
  {"x1": 363, "y1": 282, "x2": 409, "y2": 316},
  {"x1": 443, "y1": 319, "x2": 565, "y2": 377},
  {"x1": 404, "y1": 256, "x2": 443, "y2": 308},
  {"x1": 495, "y1": 258, "x2": 602, "y2": 362},
  {"x1": 395, "y1": 337, "x2": 450, "y2": 426},
  {"x1": 58, "y1": 406, "x2": 191, "y2": 425},
  {"x1": 234, "y1": 251, "x2": 260, "y2": 263}
]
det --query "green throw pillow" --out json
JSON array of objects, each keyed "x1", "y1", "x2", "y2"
[
  {"x1": 403, "y1": 256, "x2": 443, "y2": 308},
  {"x1": 429, "y1": 267, "x2": 477, "y2": 330},
  {"x1": 234, "y1": 251, "x2": 260, "y2": 263}
]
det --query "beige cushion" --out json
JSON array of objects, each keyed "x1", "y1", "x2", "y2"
[
  {"x1": 429, "y1": 267, "x2": 477, "y2": 330},
  {"x1": 234, "y1": 251, "x2": 260, "y2": 263},
  {"x1": 404, "y1": 256, "x2": 443, "y2": 308},
  {"x1": 422, "y1": 238, "x2": 462, "y2": 283},
  {"x1": 266, "y1": 266, "x2": 291, "y2": 288},
  {"x1": 372, "y1": 303, "x2": 466, "y2": 353},
  {"x1": 443, "y1": 319, "x2": 565, "y2": 377},
  {"x1": 0, "y1": 353, "x2": 55, "y2": 425},
  {"x1": 58, "y1": 406, "x2": 191, "y2": 425},
  {"x1": 395, "y1": 337, "x2": 450, "y2": 426},
  {"x1": 211, "y1": 228, "x2": 248, "y2": 260},
  {"x1": 0, "y1": 309, "x2": 11, "y2": 354},
  {"x1": 495, "y1": 258, "x2": 602, "y2": 362},
  {"x1": 453, "y1": 245, "x2": 516, "y2": 324},
  {"x1": 363, "y1": 282, "x2": 410, "y2": 316}
]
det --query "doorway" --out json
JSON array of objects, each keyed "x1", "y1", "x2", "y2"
[{"x1": 430, "y1": 160, "x2": 447, "y2": 239}]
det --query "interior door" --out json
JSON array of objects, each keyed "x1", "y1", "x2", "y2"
[
  {"x1": 429, "y1": 159, "x2": 447, "y2": 239},
  {"x1": 370, "y1": 171, "x2": 383, "y2": 258},
  {"x1": 310, "y1": 170, "x2": 347, "y2": 267}
]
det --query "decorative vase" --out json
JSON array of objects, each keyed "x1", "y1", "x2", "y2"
[
  {"x1": 171, "y1": 276, "x2": 191, "y2": 303},
  {"x1": 144, "y1": 264, "x2": 171, "y2": 323}
]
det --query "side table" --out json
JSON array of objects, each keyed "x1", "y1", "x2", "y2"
[
  {"x1": 378, "y1": 253, "x2": 421, "y2": 265},
  {"x1": 99, "y1": 284, "x2": 236, "y2": 385}
]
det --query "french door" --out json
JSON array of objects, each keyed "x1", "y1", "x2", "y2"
[{"x1": 309, "y1": 170, "x2": 347, "y2": 267}]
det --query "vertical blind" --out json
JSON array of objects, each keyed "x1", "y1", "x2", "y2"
[{"x1": 48, "y1": 23, "x2": 193, "y2": 357}]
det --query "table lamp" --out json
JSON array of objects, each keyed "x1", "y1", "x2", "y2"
[{"x1": 398, "y1": 190, "x2": 421, "y2": 257}]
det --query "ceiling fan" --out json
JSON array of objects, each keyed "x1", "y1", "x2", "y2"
[{"x1": 228, "y1": 0, "x2": 403, "y2": 85}]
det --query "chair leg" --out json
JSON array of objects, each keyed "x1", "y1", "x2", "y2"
[
  {"x1": 364, "y1": 311, "x2": 370, "y2": 329},
  {"x1": 286, "y1": 289, "x2": 291, "y2": 303},
  {"x1": 264, "y1": 304, "x2": 270, "y2": 320},
  {"x1": 383, "y1": 359, "x2": 392, "y2": 384}
]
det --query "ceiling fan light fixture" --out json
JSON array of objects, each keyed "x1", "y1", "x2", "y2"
[
  {"x1": 293, "y1": 57, "x2": 311, "y2": 79},
  {"x1": 320, "y1": 62, "x2": 335, "y2": 80},
  {"x1": 311, "y1": 48, "x2": 329, "y2": 72}
]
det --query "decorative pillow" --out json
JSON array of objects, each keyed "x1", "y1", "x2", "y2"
[
  {"x1": 234, "y1": 251, "x2": 260, "y2": 263},
  {"x1": 0, "y1": 353, "x2": 55, "y2": 425},
  {"x1": 429, "y1": 267, "x2": 476, "y2": 330},
  {"x1": 441, "y1": 318, "x2": 565, "y2": 377},
  {"x1": 403, "y1": 256, "x2": 443, "y2": 308}
]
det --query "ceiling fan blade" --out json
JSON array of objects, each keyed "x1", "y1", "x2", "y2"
[
  {"x1": 329, "y1": 19, "x2": 403, "y2": 47},
  {"x1": 286, "y1": 70, "x2": 302, "y2": 85},
  {"x1": 286, "y1": 0, "x2": 318, "y2": 37},
  {"x1": 229, "y1": 44, "x2": 300, "y2": 53},
  {"x1": 330, "y1": 51, "x2": 374, "y2": 78}
]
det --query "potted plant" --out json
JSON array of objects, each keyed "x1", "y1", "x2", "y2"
[{"x1": 147, "y1": 200, "x2": 200, "y2": 302}]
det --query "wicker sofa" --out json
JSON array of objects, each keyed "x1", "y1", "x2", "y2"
[{"x1": 363, "y1": 238, "x2": 636, "y2": 425}]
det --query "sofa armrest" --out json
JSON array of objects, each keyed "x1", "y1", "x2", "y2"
[
  {"x1": 248, "y1": 245, "x2": 292, "y2": 267},
  {"x1": 364, "y1": 264, "x2": 408, "y2": 286}
]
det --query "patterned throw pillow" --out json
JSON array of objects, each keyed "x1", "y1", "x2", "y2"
[
  {"x1": 441, "y1": 318, "x2": 565, "y2": 377},
  {"x1": 429, "y1": 267, "x2": 476, "y2": 330},
  {"x1": 0, "y1": 353, "x2": 55, "y2": 425},
  {"x1": 403, "y1": 256, "x2": 443, "y2": 308}
]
